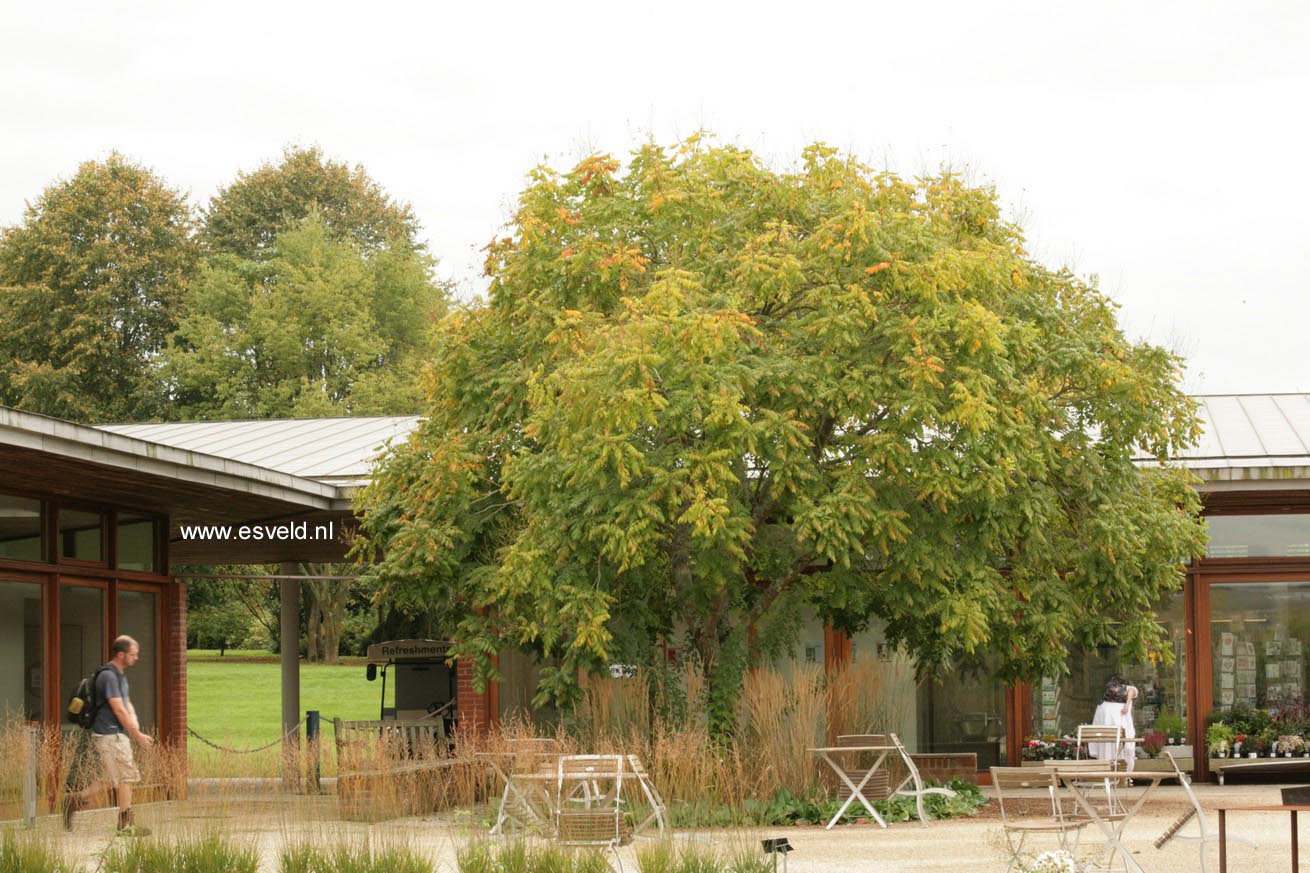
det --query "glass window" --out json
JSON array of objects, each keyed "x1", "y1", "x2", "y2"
[
  {"x1": 918, "y1": 659, "x2": 1009, "y2": 768},
  {"x1": 0, "y1": 496, "x2": 43, "y2": 562},
  {"x1": 116, "y1": 590, "x2": 158, "y2": 731},
  {"x1": 0, "y1": 580, "x2": 44, "y2": 721},
  {"x1": 1032, "y1": 593, "x2": 1187, "y2": 740},
  {"x1": 59, "y1": 586, "x2": 105, "y2": 715},
  {"x1": 1210, "y1": 582, "x2": 1310, "y2": 711},
  {"x1": 117, "y1": 515, "x2": 157, "y2": 573},
  {"x1": 850, "y1": 620, "x2": 966, "y2": 758},
  {"x1": 1206, "y1": 514, "x2": 1310, "y2": 558},
  {"x1": 59, "y1": 509, "x2": 103, "y2": 562}
]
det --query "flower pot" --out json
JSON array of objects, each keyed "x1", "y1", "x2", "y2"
[{"x1": 1248, "y1": 753, "x2": 1258, "y2": 759}]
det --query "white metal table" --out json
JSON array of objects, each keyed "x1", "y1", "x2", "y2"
[
  {"x1": 1052, "y1": 768, "x2": 1167, "y2": 873},
  {"x1": 809, "y1": 743, "x2": 898, "y2": 829}
]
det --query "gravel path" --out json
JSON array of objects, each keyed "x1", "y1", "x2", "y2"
[{"x1": 39, "y1": 781, "x2": 1304, "y2": 872}]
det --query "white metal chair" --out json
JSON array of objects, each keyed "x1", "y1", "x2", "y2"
[
  {"x1": 1153, "y1": 750, "x2": 1257, "y2": 873},
  {"x1": 624, "y1": 754, "x2": 666, "y2": 837},
  {"x1": 884, "y1": 733, "x2": 958, "y2": 827},
  {"x1": 1076, "y1": 724, "x2": 1126, "y2": 763},
  {"x1": 991, "y1": 767, "x2": 1087, "y2": 873},
  {"x1": 555, "y1": 754, "x2": 631, "y2": 867}
]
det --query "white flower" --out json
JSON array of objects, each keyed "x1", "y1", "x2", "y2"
[{"x1": 1027, "y1": 850, "x2": 1079, "y2": 873}]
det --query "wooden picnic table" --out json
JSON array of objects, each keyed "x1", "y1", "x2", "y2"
[{"x1": 1216, "y1": 804, "x2": 1310, "y2": 873}]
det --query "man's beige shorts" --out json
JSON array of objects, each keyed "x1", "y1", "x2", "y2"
[{"x1": 92, "y1": 732, "x2": 141, "y2": 784}]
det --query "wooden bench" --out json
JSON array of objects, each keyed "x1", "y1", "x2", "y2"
[
  {"x1": 1213, "y1": 757, "x2": 1310, "y2": 785},
  {"x1": 333, "y1": 719, "x2": 466, "y2": 821}
]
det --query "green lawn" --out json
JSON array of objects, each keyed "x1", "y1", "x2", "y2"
[{"x1": 186, "y1": 652, "x2": 393, "y2": 774}]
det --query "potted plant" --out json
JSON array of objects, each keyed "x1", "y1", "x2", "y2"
[
  {"x1": 1278, "y1": 735, "x2": 1304, "y2": 758},
  {"x1": 1022, "y1": 738, "x2": 1052, "y2": 763},
  {"x1": 1206, "y1": 724, "x2": 1234, "y2": 758},
  {"x1": 1156, "y1": 707, "x2": 1187, "y2": 745},
  {"x1": 1141, "y1": 730, "x2": 1167, "y2": 759}
]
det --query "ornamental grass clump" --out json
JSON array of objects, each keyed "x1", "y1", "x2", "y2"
[
  {"x1": 281, "y1": 841, "x2": 433, "y2": 873},
  {"x1": 0, "y1": 828, "x2": 79, "y2": 873},
  {"x1": 636, "y1": 842, "x2": 772, "y2": 873},
  {"x1": 455, "y1": 841, "x2": 608, "y2": 873},
  {"x1": 101, "y1": 833, "x2": 258, "y2": 873}
]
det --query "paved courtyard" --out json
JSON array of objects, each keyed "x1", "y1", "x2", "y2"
[{"x1": 30, "y1": 781, "x2": 1301, "y2": 872}]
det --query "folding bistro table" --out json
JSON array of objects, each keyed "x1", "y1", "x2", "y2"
[
  {"x1": 1051, "y1": 768, "x2": 1167, "y2": 873},
  {"x1": 810, "y1": 740, "x2": 898, "y2": 829},
  {"x1": 1216, "y1": 804, "x2": 1309, "y2": 873}
]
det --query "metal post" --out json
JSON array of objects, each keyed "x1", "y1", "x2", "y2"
[
  {"x1": 306, "y1": 710, "x2": 321, "y2": 794},
  {"x1": 280, "y1": 562, "x2": 301, "y2": 789},
  {"x1": 22, "y1": 725, "x2": 37, "y2": 828}
]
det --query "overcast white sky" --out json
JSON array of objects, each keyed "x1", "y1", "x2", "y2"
[{"x1": 3, "y1": 1, "x2": 1308, "y2": 395}]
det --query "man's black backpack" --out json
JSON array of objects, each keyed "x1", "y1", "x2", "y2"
[{"x1": 66, "y1": 665, "x2": 113, "y2": 729}]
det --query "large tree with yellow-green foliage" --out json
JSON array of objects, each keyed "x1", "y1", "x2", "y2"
[{"x1": 355, "y1": 138, "x2": 1207, "y2": 726}]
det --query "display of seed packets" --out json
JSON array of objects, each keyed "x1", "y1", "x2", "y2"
[
  {"x1": 1236, "y1": 655, "x2": 1257, "y2": 671},
  {"x1": 1221, "y1": 657, "x2": 1235, "y2": 673},
  {"x1": 1267, "y1": 662, "x2": 1282, "y2": 679},
  {"x1": 1221, "y1": 673, "x2": 1235, "y2": 689},
  {"x1": 1243, "y1": 641, "x2": 1256, "y2": 657},
  {"x1": 1244, "y1": 684, "x2": 1258, "y2": 701},
  {"x1": 1221, "y1": 689, "x2": 1235, "y2": 706},
  {"x1": 1289, "y1": 639, "x2": 1303, "y2": 656},
  {"x1": 1221, "y1": 633, "x2": 1235, "y2": 656},
  {"x1": 1267, "y1": 640, "x2": 1283, "y2": 657}
]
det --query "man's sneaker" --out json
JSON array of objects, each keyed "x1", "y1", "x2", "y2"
[{"x1": 61, "y1": 793, "x2": 81, "y2": 831}]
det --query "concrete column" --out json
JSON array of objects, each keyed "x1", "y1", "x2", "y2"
[{"x1": 279, "y1": 562, "x2": 301, "y2": 788}]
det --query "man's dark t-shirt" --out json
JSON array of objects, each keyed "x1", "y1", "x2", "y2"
[{"x1": 91, "y1": 664, "x2": 129, "y2": 736}]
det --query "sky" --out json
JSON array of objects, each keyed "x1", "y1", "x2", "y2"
[{"x1": 2, "y1": 1, "x2": 1308, "y2": 395}]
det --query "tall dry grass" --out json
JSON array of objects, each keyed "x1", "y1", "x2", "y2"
[
  {"x1": 0, "y1": 652, "x2": 921, "y2": 840},
  {"x1": 560, "y1": 654, "x2": 918, "y2": 808}
]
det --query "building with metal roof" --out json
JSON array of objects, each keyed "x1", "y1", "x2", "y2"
[{"x1": 3, "y1": 397, "x2": 1310, "y2": 790}]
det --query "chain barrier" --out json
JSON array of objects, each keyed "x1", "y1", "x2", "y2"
[{"x1": 187, "y1": 719, "x2": 305, "y2": 754}]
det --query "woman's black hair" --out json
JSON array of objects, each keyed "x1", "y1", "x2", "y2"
[{"x1": 1103, "y1": 675, "x2": 1129, "y2": 703}]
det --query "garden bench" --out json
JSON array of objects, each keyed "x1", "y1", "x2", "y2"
[{"x1": 332, "y1": 718, "x2": 464, "y2": 821}]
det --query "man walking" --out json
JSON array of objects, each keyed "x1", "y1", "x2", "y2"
[{"x1": 63, "y1": 635, "x2": 155, "y2": 835}]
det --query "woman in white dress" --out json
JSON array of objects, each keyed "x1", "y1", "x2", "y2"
[{"x1": 1089, "y1": 677, "x2": 1137, "y2": 772}]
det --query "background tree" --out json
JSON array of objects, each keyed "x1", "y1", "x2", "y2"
[
  {"x1": 167, "y1": 213, "x2": 443, "y2": 418},
  {"x1": 201, "y1": 146, "x2": 421, "y2": 261},
  {"x1": 356, "y1": 138, "x2": 1208, "y2": 726},
  {"x1": 0, "y1": 153, "x2": 199, "y2": 421}
]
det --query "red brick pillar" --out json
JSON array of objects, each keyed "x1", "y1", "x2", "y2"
[
  {"x1": 456, "y1": 655, "x2": 493, "y2": 734},
  {"x1": 165, "y1": 581, "x2": 188, "y2": 798}
]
